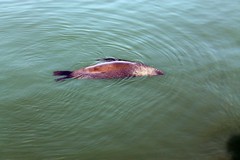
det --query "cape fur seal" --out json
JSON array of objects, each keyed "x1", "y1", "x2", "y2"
[{"x1": 53, "y1": 58, "x2": 164, "y2": 81}]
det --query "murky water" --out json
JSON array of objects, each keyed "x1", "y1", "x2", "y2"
[{"x1": 1, "y1": 1, "x2": 240, "y2": 160}]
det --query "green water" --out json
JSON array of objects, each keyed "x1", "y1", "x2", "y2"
[{"x1": 1, "y1": 1, "x2": 240, "y2": 160}]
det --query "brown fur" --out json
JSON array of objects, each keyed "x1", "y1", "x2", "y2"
[
  {"x1": 53, "y1": 59, "x2": 163, "y2": 81},
  {"x1": 83, "y1": 62, "x2": 135, "y2": 73}
]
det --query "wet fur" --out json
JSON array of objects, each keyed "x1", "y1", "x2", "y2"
[{"x1": 53, "y1": 58, "x2": 163, "y2": 81}]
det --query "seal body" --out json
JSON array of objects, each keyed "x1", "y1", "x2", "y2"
[{"x1": 53, "y1": 58, "x2": 164, "y2": 81}]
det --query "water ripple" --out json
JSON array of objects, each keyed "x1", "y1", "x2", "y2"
[{"x1": 1, "y1": 1, "x2": 240, "y2": 159}]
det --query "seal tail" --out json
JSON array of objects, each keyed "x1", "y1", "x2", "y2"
[{"x1": 53, "y1": 71, "x2": 73, "y2": 82}]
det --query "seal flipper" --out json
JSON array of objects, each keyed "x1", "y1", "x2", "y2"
[
  {"x1": 96, "y1": 58, "x2": 144, "y2": 65},
  {"x1": 53, "y1": 70, "x2": 73, "y2": 81},
  {"x1": 96, "y1": 57, "x2": 128, "y2": 62}
]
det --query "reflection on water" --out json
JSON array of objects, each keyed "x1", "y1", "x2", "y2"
[
  {"x1": 227, "y1": 135, "x2": 240, "y2": 160},
  {"x1": 0, "y1": 0, "x2": 240, "y2": 160}
]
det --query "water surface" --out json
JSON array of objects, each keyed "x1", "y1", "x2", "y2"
[{"x1": 1, "y1": 1, "x2": 240, "y2": 160}]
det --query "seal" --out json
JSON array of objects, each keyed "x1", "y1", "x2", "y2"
[{"x1": 53, "y1": 58, "x2": 164, "y2": 81}]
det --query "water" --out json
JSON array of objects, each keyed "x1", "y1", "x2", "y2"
[{"x1": 1, "y1": 0, "x2": 240, "y2": 160}]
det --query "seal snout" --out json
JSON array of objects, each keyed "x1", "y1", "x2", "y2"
[{"x1": 156, "y1": 70, "x2": 164, "y2": 75}]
